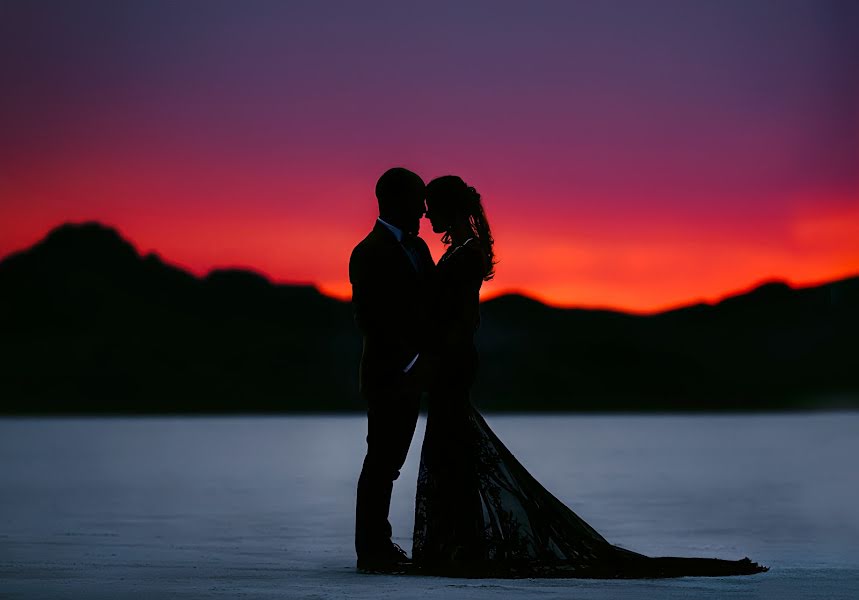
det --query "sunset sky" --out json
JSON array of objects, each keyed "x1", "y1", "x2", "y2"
[{"x1": 1, "y1": 1, "x2": 857, "y2": 312}]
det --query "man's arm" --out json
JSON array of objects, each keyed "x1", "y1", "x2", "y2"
[{"x1": 349, "y1": 244, "x2": 415, "y2": 369}]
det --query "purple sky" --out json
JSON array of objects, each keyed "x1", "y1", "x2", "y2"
[{"x1": 1, "y1": 0, "x2": 857, "y2": 310}]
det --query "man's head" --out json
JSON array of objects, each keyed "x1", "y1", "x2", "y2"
[{"x1": 376, "y1": 167, "x2": 426, "y2": 235}]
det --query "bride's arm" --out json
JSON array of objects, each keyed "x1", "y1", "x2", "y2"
[{"x1": 432, "y1": 246, "x2": 484, "y2": 350}]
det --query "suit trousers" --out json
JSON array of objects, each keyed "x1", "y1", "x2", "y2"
[{"x1": 355, "y1": 377, "x2": 421, "y2": 557}]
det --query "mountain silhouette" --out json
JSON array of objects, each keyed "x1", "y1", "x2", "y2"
[{"x1": 0, "y1": 221, "x2": 856, "y2": 414}]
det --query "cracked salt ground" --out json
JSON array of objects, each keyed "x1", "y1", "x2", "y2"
[{"x1": 1, "y1": 413, "x2": 857, "y2": 599}]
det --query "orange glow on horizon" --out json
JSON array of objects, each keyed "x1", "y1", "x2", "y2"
[
  {"x1": 2, "y1": 200, "x2": 857, "y2": 315},
  {"x1": 1, "y1": 154, "x2": 856, "y2": 314}
]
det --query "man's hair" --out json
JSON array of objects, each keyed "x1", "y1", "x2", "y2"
[{"x1": 375, "y1": 168, "x2": 425, "y2": 216}]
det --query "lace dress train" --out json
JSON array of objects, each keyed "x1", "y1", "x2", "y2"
[
  {"x1": 412, "y1": 238, "x2": 766, "y2": 578},
  {"x1": 412, "y1": 401, "x2": 767, "y2": 578}
]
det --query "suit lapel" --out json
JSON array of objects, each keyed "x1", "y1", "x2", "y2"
[{"x1": 371, "y1": 221, "x2": 417, "y2": 275}]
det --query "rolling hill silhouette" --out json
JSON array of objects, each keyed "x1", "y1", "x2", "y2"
[{"x1": 0, "y1": 222, "x2": 856, "y2": 413}]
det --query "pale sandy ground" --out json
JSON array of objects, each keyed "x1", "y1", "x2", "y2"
[{"x1": 1, "y1": 414, "x2": 858, "y2": 599}]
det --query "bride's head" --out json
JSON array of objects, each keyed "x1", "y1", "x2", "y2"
[{"x1": 425, "y1": 175, "x2": 496, "y2": 281}]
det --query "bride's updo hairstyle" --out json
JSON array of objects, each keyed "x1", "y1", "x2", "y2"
[{"x1": 427, "y1": 175, "x2": 496, "y2": 281}]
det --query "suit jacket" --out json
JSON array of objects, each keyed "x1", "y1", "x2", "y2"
[{"x1": 349, "y1": 221, "x2": 436, "y2": 393}]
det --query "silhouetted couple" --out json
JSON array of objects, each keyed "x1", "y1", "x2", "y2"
[{"x1": 349, "y1": 167, "x2": 767, "y2": 578}]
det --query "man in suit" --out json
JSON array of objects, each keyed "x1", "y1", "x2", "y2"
[{"x1": 349, "y1": 167, "x2": 435, "y2": 572}]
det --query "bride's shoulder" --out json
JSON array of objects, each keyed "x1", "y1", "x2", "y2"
[{"x1": 440, "y1": 238, "x2": 485, "y2": 277}]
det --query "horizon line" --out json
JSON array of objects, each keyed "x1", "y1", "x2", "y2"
[{"x1": 4, "y1": 219, "x2": 857, "y2": 317}]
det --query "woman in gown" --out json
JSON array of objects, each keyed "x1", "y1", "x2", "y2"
[{"x1": 411, "y1": 175, "x2": 767, "y2": 578}]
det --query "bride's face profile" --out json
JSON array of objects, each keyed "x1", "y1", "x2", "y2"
[
  {"x1": 426, "y1": 176, "x2": 473, "y2": 242},
  {"x1": 425, "y1": 195, "x2": 454, "y2": 235}
]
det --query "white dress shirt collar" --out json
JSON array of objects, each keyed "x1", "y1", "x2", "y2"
[{"x1": 376, "y1": 217, "x2": 405, "y2": 242}]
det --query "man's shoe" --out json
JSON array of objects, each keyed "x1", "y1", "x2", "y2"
[{"x1": 357, "y1": 543, "x2": 413, "y2": 574}]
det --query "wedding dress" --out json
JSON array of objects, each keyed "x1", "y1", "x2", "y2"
[{"x1": 411, "y1": 239, "x2": 766, "y2": 578}]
